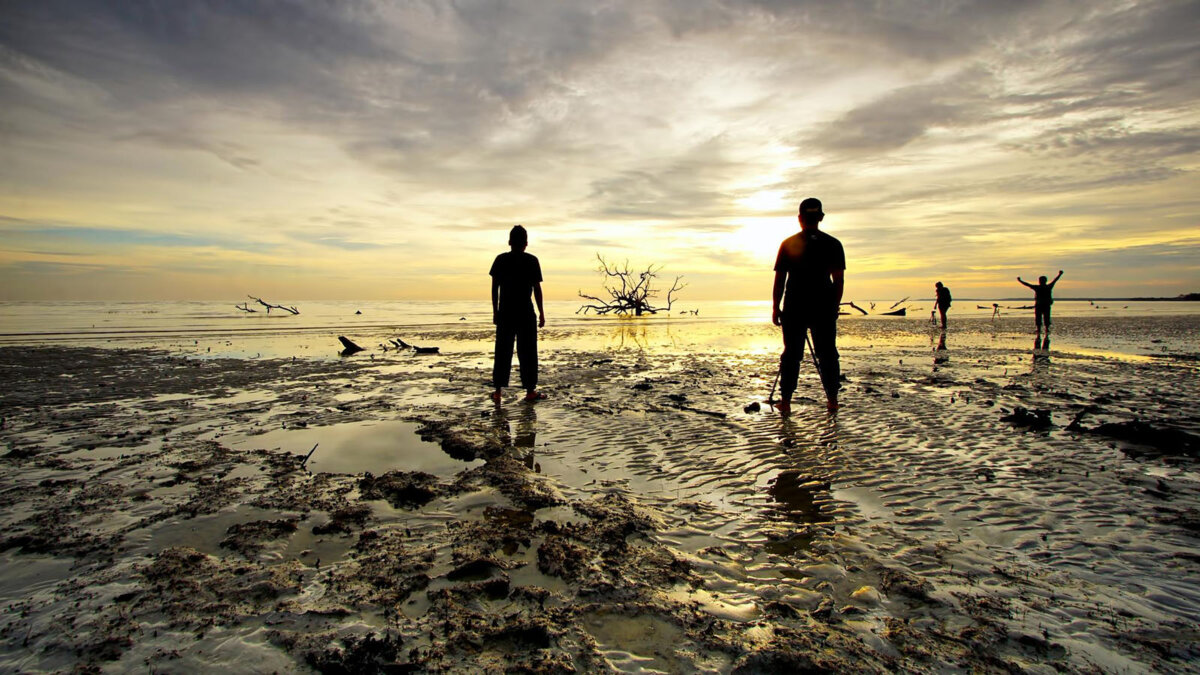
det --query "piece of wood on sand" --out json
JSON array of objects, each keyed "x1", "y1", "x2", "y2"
[{"x1": 338, "y1": 336, "x2": 365, "y2": 356}]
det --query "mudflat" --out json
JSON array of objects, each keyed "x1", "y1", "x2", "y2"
[{"x1": 1, "y1": 316, "x2": 1198, "y2": 672}]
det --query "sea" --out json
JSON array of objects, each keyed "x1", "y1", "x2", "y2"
[{"x1": 1, "y1": 299, "x2": 1197, "y2": 361}]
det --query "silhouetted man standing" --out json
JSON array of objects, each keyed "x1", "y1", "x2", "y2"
[
  {"x1": 1017, "y1": 270, "x2": 1063, "y2": 333},
  {"x1": 772, "y1": 198, "x2": 845, "y2": 413},
  {"x1": 490, "y1": 225, "x2": 545, "y2": 403}
]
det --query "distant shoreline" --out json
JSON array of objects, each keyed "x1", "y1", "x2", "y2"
[{"x1": 956, "y1": 294, "x2": 1199, "y2": 302}]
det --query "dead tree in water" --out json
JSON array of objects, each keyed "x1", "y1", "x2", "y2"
[
  {"x1": 577, "y1": 254, "x2": 685, "y2": 316},
  {"x1": 247, "y1": 295, "x2": 299, "y2": 315}
]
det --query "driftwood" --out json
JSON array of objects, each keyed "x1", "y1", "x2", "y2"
[
  {"x1": 843, "y1": 302, "x2": 868, "y2": 315},
  {"x1": 881, "y1": 308, "x2": 907, "y2": 316},
  {"x1": 386, "y1": 338, "x2": 438, "y2": 354},
  {"x1": 889, "y1": 296, "x2": 909, "y2": 310},
  {"x1": 577, "y1": 254, "x2": 685, "y2": 316},
  {"x1": 234, "y1": 302, "x2": 258, "y2": 313},
  {"x1": 248, "y1": 295, "x2": 299, "y2": 315},
  {"x1": 338, "y1": 336, "x2": 365, "y2": 356}
]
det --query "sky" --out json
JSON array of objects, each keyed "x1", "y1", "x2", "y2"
[{"x1": 1, "y1": 0, "x2": 1198, "y2": 303}]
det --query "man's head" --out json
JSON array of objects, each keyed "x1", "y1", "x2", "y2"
[
  {"x1": 798, "y1": 198, "x2": 824, "y2": 230},
  {"x1": 935, "y1": 281, "x2": 943, "y2": 289},
  {"x1": 1038, "y1": 275, "x2": 1048, "y2": 285},
  {"x1": 509, "y1": 224, "x2": 528, "y2": 251}
]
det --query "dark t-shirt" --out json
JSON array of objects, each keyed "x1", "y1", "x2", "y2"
[
  {"x1": 490, "y1": 251, "x2": 542, "y2": 316},
  {"x1": 1033, "y1": 285, "x2": 1053, "y2": 308},
  {"x1": 936, "y1": 286, "x2": 952, "y2": 308},
  {"x1": 774, "y1": 230, "x2": 845, "y2": 312}
]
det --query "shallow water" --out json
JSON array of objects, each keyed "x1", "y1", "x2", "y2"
[
  {"x1": 220, "y1": 420, "x2": 483, "y2": 476},
  {"x1": 3, "y1": 299, "x2": 1198, "y2": 360}
]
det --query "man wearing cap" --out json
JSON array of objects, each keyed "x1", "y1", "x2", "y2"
[
  {"x1": 771, "y1": 198, "x2": 845, "y2": 413},
  {"x1": 490, "y1": 225, "x2": 546, "y2": 403}
]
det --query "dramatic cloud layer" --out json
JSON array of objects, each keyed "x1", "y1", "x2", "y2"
[{"x1": 1, "y1": 0, "x2": 1197, "y2": 301}]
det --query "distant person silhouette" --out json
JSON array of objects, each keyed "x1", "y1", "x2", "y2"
[
  {"x1": 933, "y1": 281, "x2": 952, "y2": 330},
  {"x1": 1017, "y1": 270, "x2": 1063, "y2": 333},
  {"x1": 490, "y1": 225, "x2": 546, "y2": 403},
  {"x1": 772, "y1": 198, "x2": 845, "y2": 413}
]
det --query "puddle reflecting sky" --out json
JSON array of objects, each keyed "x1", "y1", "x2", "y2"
[{"x1": 220, "y1": 420, "x2": 483, "y2": 476}]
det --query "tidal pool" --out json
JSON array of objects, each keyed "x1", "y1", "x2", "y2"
[{"x1": 222, "y1": 420, "x2": 482, "y2": 476}]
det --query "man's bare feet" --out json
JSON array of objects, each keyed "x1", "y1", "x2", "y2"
[
  {"x1": 776, "y1": 400, "x2": 791, "y2": 415},
  {"x1": 524, "y1": 390, "x2": 546, "y2": 402},
  {"x1": 826, "y1": 399, "x2": 839, "y2": 412},
  {"x1": 490, "y1": 390, "x2": 502, "y2": 404}
]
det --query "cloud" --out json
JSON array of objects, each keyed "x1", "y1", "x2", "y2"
[
  {"x1": 1016, "y1": 120, "x2": 1200, "y2": 162},
  {"x1": 0, "y1": 221, "x2": 269, "y2": 253},
  {"x1": 0, "y1": 1, "x2": 1196, "y2": 300},
  {"x1": 804, "y1": 73, "x2": 996, "y2": 154},
  {"x1": 1052, "y1": 1, "x2": 1200, "y2": 108},
  {"x1": 115, "y1": 130, "x2": 261, "y2": 171}
]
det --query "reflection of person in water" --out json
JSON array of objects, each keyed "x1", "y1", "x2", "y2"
[
  {"x1": 491, "y1": 405, "x2": 540, "y2": 472},
  {"x1": 933, "y1": 331, "x2": 948, "y2": 366},
  {"x1": 490, "y1": 225, "x2": 546, "y2": 404},
  {"x1": 1017, "y1": 270, "x2": 1063, "y2": 333},
  {"x1": 514, "y1": 405, "x2": 539, "y2": 471},
  {"x1": 933, "y1": 281, "x2": 952, "y2": 330},
  {"x1": 772, "y1": 198, "x2": 845, "y2": 414},
  {"x1": 1033, "y1": 334, "x2": 1051, "y2": 364}
]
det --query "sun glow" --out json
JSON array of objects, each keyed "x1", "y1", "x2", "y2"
[{"x1": 732, "y1": 217, "x2": 798, "y2": 263}]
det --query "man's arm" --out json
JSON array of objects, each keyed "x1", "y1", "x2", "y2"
[
  {"x1": 1017, "y1": 277, "x2": 1034, "y2": 289},
  {"x1": 533, "y1": 282, "x2": 545, "y2": 328},
  {"x1": 772, "y1": 270, "x2": 786, "y2": 326},
  {"x1": 491, "y1": 277, "x2": 500, "y2": 325},
  {"x1": 1050, "y1": 270, "x2": 1064, "y2": 287},
  {"x1": 831, "y1": 269, "x2": 845, "y2": 317}
]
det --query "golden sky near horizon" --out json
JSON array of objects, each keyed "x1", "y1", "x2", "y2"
[{"x1": 1, "y1": 1, "x2": 1198, "y2": 302}]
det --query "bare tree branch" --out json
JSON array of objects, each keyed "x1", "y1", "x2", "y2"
[
  {"x1": 577, "y1": 254, "x2": 685, "y2": 316},
  {"x1": 248, "y1": 295, "x2": 299, "y2": 315}
]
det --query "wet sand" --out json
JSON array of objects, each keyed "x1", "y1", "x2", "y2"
[{"x1": 1, "y1": 315, "x2": 1199, "y2": 672}]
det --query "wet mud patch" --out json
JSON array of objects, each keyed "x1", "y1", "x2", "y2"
[
  {"x1": 219, "y1": 518, "x2": 300, "y2": 557},
  {"x1": 318, "y1": 528, "x2": 436, "y2": 610},
  {"x1": 358, "y1": 470, "x2": 448, "y2": 509},
  {"x1": 140, "y1": 546, "x2": 305, "y2": 627}
]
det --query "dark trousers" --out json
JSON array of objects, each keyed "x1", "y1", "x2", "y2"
[
  {"x1": 493, "y1": 313, "x2": 538, "y2": 389},
  {"x1": 1035, "y1": 304, "x2": 1051, "y2": 329},
  {"x1": 780, "y1": 311, "x2": 839, "y2": 402}
]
